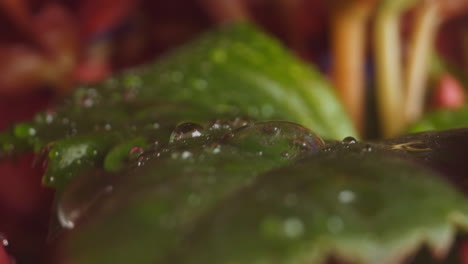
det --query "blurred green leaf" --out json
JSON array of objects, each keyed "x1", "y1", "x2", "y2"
[{"x1": 408, "y1": 106, "x2": 468, "y2": 133}]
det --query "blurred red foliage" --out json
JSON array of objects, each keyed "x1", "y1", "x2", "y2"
[{"x1": 431, "y1": 73, "x2": 466, "y2": 110}]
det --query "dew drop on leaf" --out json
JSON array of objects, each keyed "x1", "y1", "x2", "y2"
[
  {"x1": 362, "y1": 144, "x2": 373, "y2": 152},
  {"x1": 0, "y1": 234, "x2": 8, "y2": 247},
  {"x1": 283, "y1": 217, "x2": 304, "y2": 239},
  {"x1": 57, "y1": 171, "x2": 115, "y2": 229},
  {"x1": 342, "y1": 136, "x2": 358, "y2": 145},
  {"x1": 327, "y1": 216, "x2": 344, "y2": 233},
  {"x1": 181, "y1": 151, "x2": 193, "y2": 160},
  {"x1": 338, "y1": 190, "x2": 355, "y2": 204},
  {"x1": 192, "y1": 78, "x2": 208, "y2": 91},
  {"x1": 169, "y1": 123, "x2": 204, "y2": 143},
  {"x1": 129, "y1": 146, "x2": 144, "y2": 159},
  {"x1": 225, "y1": 121, "x2": 324, "y2": 159}
]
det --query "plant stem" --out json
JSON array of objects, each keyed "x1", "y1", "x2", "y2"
[
  {"x1": 331, "y1": 3, "x2": 372, "y2": 135},
  {"x1": 373, "y1": 10, "x2": 406, "y2": 138},
  {"x1": 404, "y1": 0, "x2": 440, "y2": 124}
]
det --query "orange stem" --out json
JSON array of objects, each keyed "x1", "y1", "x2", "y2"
[{"x1": 331, "y1": 4, "x2": 372, "y2": 135}]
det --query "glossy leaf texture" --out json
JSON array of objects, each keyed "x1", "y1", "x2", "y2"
[
  {"x1": 53, "y1": 127, "x2": 468, "y2": 264},
  {"x1": 0, "y1": 22, "x2": 355, "y2": 189},
  {"x1": 382, "y1": 128, "x2": 468, "y2": 195}
]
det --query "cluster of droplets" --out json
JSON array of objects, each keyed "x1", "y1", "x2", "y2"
[
  {"x1": 223, "y1": 121, "x2": 324, "y2": 160},
  {"x1": 341, "y1": 136, "x2": 373, "y2": 153},
  {"x1": 55, "y1": 120, "x2": 326, "y2": 231},
  {"x1": 75, "y1": 88, "x2": 101, "y2": 108},
  {"x1": 322, "y1": 136, "x2": 373, "y2": 153}
]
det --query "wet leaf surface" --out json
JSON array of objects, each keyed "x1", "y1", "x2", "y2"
[
  {"x1": 54, "y1": 128, "x2": 468, "y2": 264},
  {"x1": 382, "y1": 128, "x2": 468, "y2": 194}
]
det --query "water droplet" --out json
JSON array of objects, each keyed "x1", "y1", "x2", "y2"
[
  {"x1": 169, "y1": 123, "x2": 204, "y2": 143},
  {"x1": 210, "y1": 122, "x2": 221, "y2": 130},
  {"x1": 45, "y1": 109, "x2": 55, "y2": 124},
  {"x1": 192, "y1": 79, "x2": 208, "y2": 90},
  {"x1": 226, "y1": 121, "x2": 324, "y2": 158},
  {"x1": 181, "y1": 151, "x2": 193, "y2": 159},
  {"x1": 81, "y1": 96, "x2": 94, "y2": 108},
  {"x1": 14, "y1": 124, "x2": 36, "y2": 138},
  {"x1": 192, "y1": 130, "x2": 202, "y2": 138},
  {"x1": 0, "y1": 233, "x2": 8, "y2": 247},
  {"x1": 58, "y1": 171, "x2": 114, "y2": 229},
  {"x1": 28, "y1": 127, "x2": 36, "y2": 136},
  {"x1": 137, "y1": 155, "x2": 147, "y2": 166},
  {"x1": 323, "y1": 147, "x2": 332, "y2": 152},
  {"x1": 342, "y1": 136, "x2": 357, "y2": 145},
  {"x1": 261, "y1": 125, "x2": 280, "y2": 136},
  {"x1": 362, "y1": 144, "x2": 372, "y2": 152},
  {"x1": 58, "y1": 208, "x2": 79, "y2": 229},
  {"x1": 338, "y1": 190, "x2": 355, "y2": 204},
  {"x1": 283, "y1": 217, "x2": 304, "y2": 239},
  {"x1": 327, "y1": 216, "x2": 344, "y2": 233},
  {"x1": 232, "y1": 118, "x2": 250, "y2": 128},
  {"x1": 212, "y1": 145, "x2": 221, "y2": 154},
  {"x1": 129, "y1": 146, "x2": 144, "y2": 159},
  {"x1": 77, "y1": 88, "x2": 99, "y2": 108}
]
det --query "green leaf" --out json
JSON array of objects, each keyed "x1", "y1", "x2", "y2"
[
  {"x1": 55, "y1": 128, "x2": 468, "y2": 264},
  {"x1": 55, "y1": 121, "x2": 324, "y2": 263},
  {"x1": 0, "y1": 23, "x2": 355, "y2": 188},
  {"x1": 408, "y1": 106, "x2": 468, "y2": 133}
]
